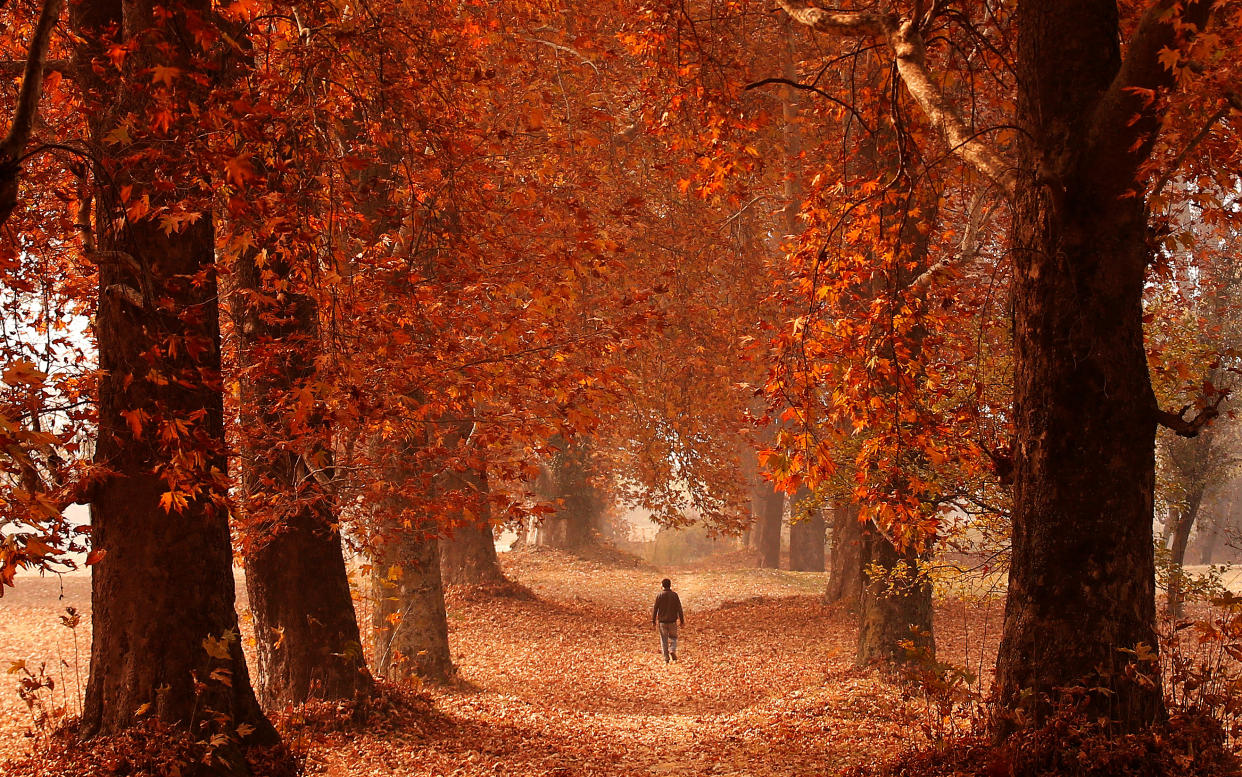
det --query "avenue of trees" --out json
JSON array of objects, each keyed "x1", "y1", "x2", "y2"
[{"x1": 2, "y1": 0, "x2": 1241, "y2": 772}]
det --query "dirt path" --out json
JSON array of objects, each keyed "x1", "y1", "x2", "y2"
[{"x1": 1, "y1": 551, "x2": 999, "y2": 776}]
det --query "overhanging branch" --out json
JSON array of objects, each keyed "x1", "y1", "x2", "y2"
[
  {"x1": 777, "y1": 1, "x2": 1016, "y2": 196},
  {"x1": 1157, "y1": 391, "x2": 1229, "y2": 438}
]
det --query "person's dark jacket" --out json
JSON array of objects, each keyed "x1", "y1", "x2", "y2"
[{"x1": 652, "y1": 589, "x2": 684, "y2": 625}]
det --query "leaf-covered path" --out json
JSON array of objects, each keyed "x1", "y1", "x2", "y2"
[
  {"x1": 307, "y1": 550, "x2": 994, "y2": 777},
  {"x1": 1, "y1": 549, "x2": 999, "y2": 776}
]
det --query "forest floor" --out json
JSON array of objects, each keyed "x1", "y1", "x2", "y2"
[{"x1": 0, "y1": 547, "x2": 1006, "y2": 776}]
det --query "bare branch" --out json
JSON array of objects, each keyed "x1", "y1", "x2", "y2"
[
  {"x1": 745, "y1": 77, "x2": 874, "y2": 134},
  {"x1": 886, "y1": 18, "x2": 1015, "y2": 195},
  {"x1": 1158, "y1": 391, "x2": 1229, "y2": 438},
  {"x1": 777, "y1": 2, "x2": 1016, "y2": 195},
  {"x1": 0, "y1": 0, "x2": 66, "y2": 227},
  {"x1": 775, "y1": 0, "x2": 887, "y2": 36},
  {"x1": 0, "y1": 58, "x2": 69, "y2": 79},
  {"x1": 907, "y1": 188, "x2": 992, "y2": 297},
  {"x1": 1151, "y1": 94, "x2": 1242, "y2": 201},
  {"x1": 719, "y1": 194, "x2": 771, "y2": 228}
]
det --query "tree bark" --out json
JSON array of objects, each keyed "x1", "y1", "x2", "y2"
[
  {"x1": 0, "y1": 0, "x2": 64, "y2": 228},
  {"x1": 994, "y1": 0, "x2": 1213, "y2": 732},
  {"x1": 1198, "y1": 521, "x2": 1222, "y2": 566},
  {"x1": 372, "y1": 528, "x2": 454, "y2": 682},
  {"x1": 74, "y1": 0, "x2": 276, "y2": 752},
  {"x1": 1166, "y1": 487, "x2": 1205, "y2": 619},
  {"x1": 825, "y1": 501, "x2": 862, "y2": 606},
  {"x1": 243, "y1": 511, "x2": 371, "y2": 707},
  {"x1": 441, "y1": 521, "x2": 504, "y2": 585},
  {"x1": 788, "y1": 489, "x2": 825, "y2": 572},
  {"x1": 751, "y1": 479, "x2": 784, "y2": 569},
  {"x1": 440, "y1": 469, "x2": 506, "y2": 586},
  {"x1": 856, "y1": 520, "x2": 934, "y2": 666},
  {"x1": 84, "y1": 220, "x2": 274, "y2": 740},
  {"x1": 851, "y1": 98, "x2": 938, "y2": 667},
  {"x1": 233, "y1": 245, "x2": 372, "y2": 708}
]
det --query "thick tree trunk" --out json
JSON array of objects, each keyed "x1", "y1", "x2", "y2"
[
  {"x1": 788, "y1": 489, "x2": 825, "y2": 572},
  {"x1": 244, "y1": 512, "x2": 370, "y2": 706},
  {"x1": 442, "y1": 522, "x2": 504, "y2": 585},
  {"x1": 440, "y1": 469, "x2": 505, "y2": 586},
  {"x1": 994, "y1": 0, "x2": 1212, "y2": 730},
  {"x1": 75, "y1": 0, "x2": 276, "y2": 752},
  {"x1": 851, "y1": 111, "x2": 938, "y2": 667},
  {"x1": 234, "y1": 249, "x2": 371, "y2": 708},
  {"x1": 825, "y1": 501, "x2": 862, "y2": 606},
  {"x1": 536, "y1": 438, "x2": 604, "y2": 549},
  {"x1": 85, "y1": 218, "x2": 275, "y2": 740},
  {"x1": 788, "y1": 515, "x2": 825, "y2": 571},
  {"x1": 372, "y1": 529, "x2": 454, "y2": 682},
  {"x1": 856, "y1": 520, "x2": 934, "y2": 666}
]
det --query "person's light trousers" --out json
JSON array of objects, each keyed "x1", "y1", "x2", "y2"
[{"x1": 658, "y1": 621, "x2": 679, "y2": 660}]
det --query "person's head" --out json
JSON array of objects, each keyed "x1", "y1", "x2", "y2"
[{"x1": 661, "y1": 578, "x2": 671, "y2": 590}]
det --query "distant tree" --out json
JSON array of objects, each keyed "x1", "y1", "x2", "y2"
[
  {"x1": 788, "y1": 488, "x2": 825, "y2": 572},
  {"x1": 824, "y1": 502, "x2": 862, "y2": 606},
  {"x1": 536, "y1": 437, "x2": 607, "y2": 549},
  {"x1": 440, "y1": 448, "x2": 506, "y2": 586}
]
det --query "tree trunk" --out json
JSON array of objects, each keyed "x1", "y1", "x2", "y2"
[
  {"x1": 856, "y1": 520, "x2": 934, "y2": 666},
  {"x1": 536, "y1": 438, "x2": 604, "y2": 549},
  {"x1": 1198, "y1": 520, "x2": 1222, "y2": 566},
  {"x1": 243, "y1": 512, "x2": 370, "y2": 707},
  {"x1": 233, "y1": 246, "x2": 371, "y2": 708},
  {"x1": 440, "y1": 469, "x2": 505, "y2": 586},
  {"x1": 825, "y1": 501, "x2": 862, "y2": 606},
  {"x1": 1159, "y1": 503, "x2": 1177, "y2": 548},
  {"x1": 1166, "y1": 488, "x2": 1205, "y2": 619},
  {"x1": 850, "y1": 101, "x2": 938, "y2": 667},
  {"x1": 372, "y1": 529, "x2": 454, "y2": 682},
  {"x1": 511, "y1": 518, "x2": 530, "y2": 551},
  {"x1": 752, "y1": 479, "x2": 784, "y2": 569},
  {"x1": 84, "y1": 216, "x2": 275, "y2": 741},
  {"x1": 442, "y1": 522, "x2": 504, "y2": 585},
  {"x1": 74, "y1": 0, "x2": 276, "y2": 752},
  {"x1": 788, "y1": 489, "x2": 825, "y2": 572},
  {"x1": 994, "y1": 0, "x2": 1212, "y2": 730}
]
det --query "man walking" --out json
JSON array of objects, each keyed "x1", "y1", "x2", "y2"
[{"x1": 652, "y1": 578, "x2": 685, "y2": 663}]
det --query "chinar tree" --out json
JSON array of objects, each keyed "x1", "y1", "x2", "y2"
[{"x1": 777, "y1": 0, "x2": 1239, "y2": 731}]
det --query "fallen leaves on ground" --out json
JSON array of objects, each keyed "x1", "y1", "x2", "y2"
[{"x1": 2, "y1": 548, "x2": 1004, "y2": 776}]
